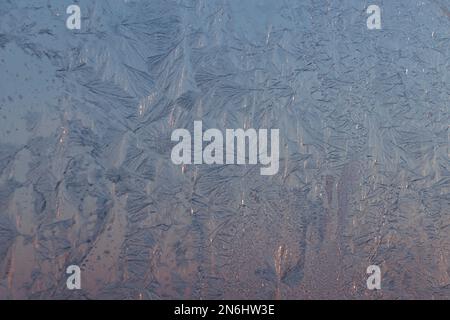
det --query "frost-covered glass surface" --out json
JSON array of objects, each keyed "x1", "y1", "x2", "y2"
[{"x1": 0, "y1": 0, "x2": 449, "y2": 299}]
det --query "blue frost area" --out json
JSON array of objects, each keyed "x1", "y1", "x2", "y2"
[{"x1": 0, "y1": 0, "x2": 449, "y2": 299}]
